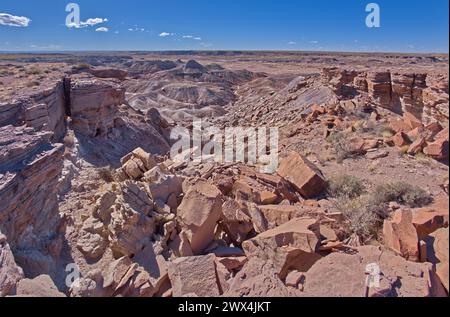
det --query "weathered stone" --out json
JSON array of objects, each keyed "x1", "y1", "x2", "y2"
[
  {"x1": 0, "y1": 234, "x2": 24, "y2": 296},
  {"x1": 16, "y1": 275, "x2": 66, "y2": 297},
  {"x1": 225, "y1": 258, "x2": 300, "y2": 297},
  {"x1": 219, "y1": 199, "x2": 253, "y2": 245},
  {"x1": 383, "y1": 209, "x2": 419, "y2": 262},
  {"x1": 407, "y1": 136, "x2": 427, "y2": 155},
  {"x1": 277, "y1": 152, "x2": 326, "y2": 198},
  {"x1": 242, "y1": 217, "x2": 321, "y2": 279},
  {"x1": 177, "y1": 181, "x2": 223, "y2": 255},
  {"x1": 167, "y1": 254, "x2": 221, "y2": 297},
  {"x1": 425, "y1": 228, "x2": 449, "y2": 292},
  {"x1": 285, "y1": 270, "x2": 305, "y2": 288},
  {"x1": 412, "y1": 196, "x2": 449, "y2": 239},
  {"x1": 302, "y1": 246, "x2": 446, "y2": 297},
  {"x1": 392, "y1": 132, "x2": 411, "y2": 147},
  {"x1": 70, "y1": 78, "x2": 125, "y2": 137}
]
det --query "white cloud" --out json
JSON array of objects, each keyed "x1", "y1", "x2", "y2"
[
  {"x1": 0, "y1": 13, "x2": 31, "y2": 27},
  {"x1": 128, "y1": 28, "x2": 134, "y2": 31},
  {"x1": 159, "y1": 32, "x2": 174, "y2": 37},
  {"x1": 95, "y1": 27, "x2": 109, "y2": 32},
  {"x1": 183, "y1": 35, "x2": 202, "y2": 40},
  {"x1": 288, "y1": 41, "x2": 297, "y2": 45},
  {"x1": 310, "y1": 40, "x2": 319, "y2": 44},
  {"x1": 67, "y1": 17, "x2": 108, "y2": 29}
]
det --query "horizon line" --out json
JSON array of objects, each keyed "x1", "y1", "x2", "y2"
[{"x1": 0, "y1": 49, "x2": 448, "y2": 56}]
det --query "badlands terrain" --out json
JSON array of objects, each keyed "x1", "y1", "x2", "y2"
[{"x1": 0, "y1": 51, "x2": 448, "y2": 297}]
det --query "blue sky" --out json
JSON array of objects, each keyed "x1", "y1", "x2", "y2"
[{"x1": 0, "y1": 0, "x2": 448, "y2": 52}]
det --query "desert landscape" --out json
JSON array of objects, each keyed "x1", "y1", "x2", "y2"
[{"x1": 0, "y1": 50, "x2": 448, "y2": 297}]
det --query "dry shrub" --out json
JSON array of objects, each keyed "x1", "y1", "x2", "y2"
[
  {"x1": 97, "y1": 167, "x2": 115, "y2": 183},
  {"x1": 63, "y1": 134, "x2": 75, "y2": 148},
  {"x1": 327, "y1": 132, "x2": 364, "y2": 163},
  {"x1": 329, "y1": 177, "x2": 432, "y2": 242},
  {"x1": 327, "y1": 175, "x2": 366, "y2": 199},
  {"x1": 371, "y1": 181, "x2": 432, "y2": 208}
]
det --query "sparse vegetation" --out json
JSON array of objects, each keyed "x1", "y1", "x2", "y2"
[
  {"x1": 399, "y1": 145, "x2": 410, "y2": 155},
  {"x1": 335, "y1": 196, "x2": 381, "y2": 241},
  {"x1": 415, "y1": 152, "x2": 432, "y2": 165},
  {"x1": 326, "y1": 132, "x2": 364, "y2": 163},
  {"x1": 26, "y1": 81, "x2": 40, "y2": 87},
  {"x1": 25, "y1": 66, "x2": 42, "y2": 75},
  {"x1": 375, "y1": 125, "x2": 395, "y2": 138},
  {"x1": 72, "y1": 63, "x2": 92, "y2": 71},
  {"x1": 371, "y1": 181, "x2": 432, "y2": 208},
  {"x1": 63, "y1": 134, "x2": 75, "y2": 148},
  {"x1": 329, "y1": 176, "x2": 432, "y2": 242},
  {"x1": 327, "y1": 175, "x2": 366, "y2": 199},
  {"x1": 97, "y1": 167, "x2": 115, "y2": 183}
]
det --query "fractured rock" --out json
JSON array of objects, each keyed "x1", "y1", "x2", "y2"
[
  {"x1": 425, "y1": 228, "x2": 449, "y2": 292},
  {"x1": 0, "y1": 234, "x2": 24, "y2": 296},
  {"x1": 242, "y1": 217, "x2": 321, "y2": 279},
  {"x1": 302, "y1": 246, "x2": 446, "y2": 297},
  {"x1": 177, "y1": 181, "x2": 223, "y2": 255},
  {"x1": 277, "y1": 152, "x2": 326, "y2": 198},
  {"x1": 167, "y1": 254, "x2": 221, "y2": 297},
  {"x1": 383, "y1": 209, "x2": 419, "y2": 262}
]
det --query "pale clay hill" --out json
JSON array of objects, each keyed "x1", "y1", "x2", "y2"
[{"x1": 0, "y1": 52, "x2": 448, "y2": 297}]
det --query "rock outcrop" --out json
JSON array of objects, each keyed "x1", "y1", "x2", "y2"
[
  {"x1": 70, "y1": 78, "x2": 126, "y2": 137},
  {"x1": 0, "y1": 125, "x2": 65, "y2": 278}
]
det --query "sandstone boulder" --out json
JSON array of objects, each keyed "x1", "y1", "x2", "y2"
[
  {"x1": 177, "y1": 181, "x2": 223, "y2": 255},
  {"x1": 277, "y1": 152, "x2": 326, "y2": 198},
  {"x1": 383, "y1": 209, "x2": 419, "y2": 261},
  {"x1": 407, "y1": 136, "x2": 427, "y2": 155},
  {"x1": 15, "y1": 275, "x2": 66, "y2": 297},
  {"x1": 242, "y1": 217, "x2": 321, "y2": 279},
  {"x1": 302, "y1": 246, "x2": 446, "y2": 297},
  {"x1": 425, "y1": 228, "x2": 449, "y2": 292},
  {"x1": 225, "y1": 258, "x2": 300, "y2": 297},
  {"x1": 412, "y1": 196, "x2": 449, "y2": 239},
  {"x1": 219, "y1": 199, "x2": 254, "y2": 245},
  {"x1": 167, "y1": 254, "x2": 221, "y2": 297}
]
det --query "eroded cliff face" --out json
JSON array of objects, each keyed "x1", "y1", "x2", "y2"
[
  {"x1": 0, "y1": 126, "x2": 65, "y2": 278},
  {"x1": 0, "y1": 73, "x2": 171, "y2": 290},
  {"x1": 321, "y1": 67, "x2": 449, "y2": 124},
  {"x1": 0, "y1": 80, "x2": 67, "y2": 141}
]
